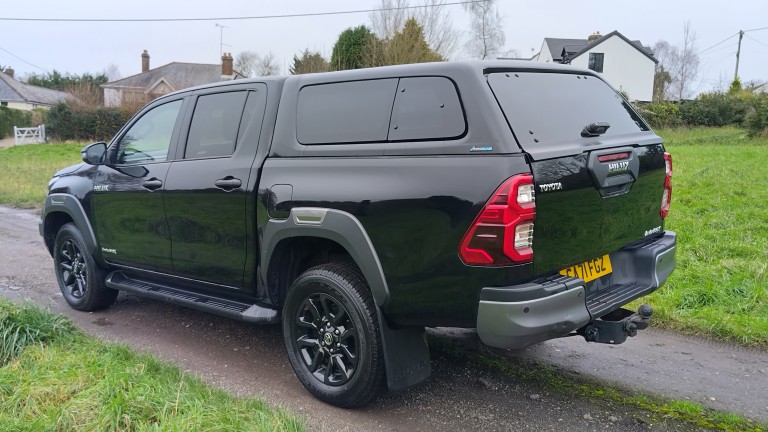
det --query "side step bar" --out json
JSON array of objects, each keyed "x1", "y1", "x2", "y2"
[{"x1": 105, "y1": 271, "x2": 279, "y2": 324}]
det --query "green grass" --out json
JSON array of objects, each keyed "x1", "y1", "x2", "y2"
[
  {"x1": 430, "y1": 336, "x2": 766, "y2": 432},
  {"x1": 0, "y1": 300, "x2": 305, "y2": 431},
  {"x1": 0, "y1": 143, "x2": 84, "y2": 208},
  {"x1": 635, "y1": 127, "x2": 768, "y2": 348}
]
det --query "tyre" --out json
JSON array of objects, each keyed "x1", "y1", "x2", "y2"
[
  {"x1": 282, "y1": 263, "x2": 385, "y2": 407},
  {"x1": 53, "y1": 223, "x2": 118, "y2": 311}
]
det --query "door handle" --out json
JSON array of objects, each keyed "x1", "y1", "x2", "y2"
[
  {"x1": 214, "y1": 177, "x2": 242, "y2": 191},
  {"x1": 142, "y1": 178, "x2": 163, "y2": 191}
]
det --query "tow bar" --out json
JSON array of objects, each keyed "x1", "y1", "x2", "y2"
[{"x1": 579, "y1": 304, "x2": 653, "y2": 345}]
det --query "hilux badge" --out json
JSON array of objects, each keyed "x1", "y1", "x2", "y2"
[{"x1": 608, "y1": 160, "x2": 630, "y2": 174}]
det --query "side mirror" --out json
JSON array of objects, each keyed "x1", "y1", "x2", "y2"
[{"x1": 81, "y1": 142, "x2": 107, "y2": 165}]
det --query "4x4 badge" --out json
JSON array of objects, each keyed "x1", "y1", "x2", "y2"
[{"x1": 469, "y1": 146, "x2": 493, "y2": 152}]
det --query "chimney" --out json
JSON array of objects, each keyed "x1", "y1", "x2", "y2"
[
  {"x1": 3, "y1": 67, "x2": 14, "y2": 79},
  {"x1": 221, "y1": 52, "x2": 233, "y2": 77},
  {"x1": 587, "y1": 31, "x2": 602, "y2": 42},
  {"x1": 141, "y1": 50, "x2": 150, "y2": 73}
]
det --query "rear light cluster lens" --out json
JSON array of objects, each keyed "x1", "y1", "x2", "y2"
[
  {"x1": 660, "y1": 152, "x2": 672, "y2": 219},
  {"x1": 459, "y1": 174, "x2": 535, "y2": 266}
]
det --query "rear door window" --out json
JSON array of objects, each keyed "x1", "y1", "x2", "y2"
[
  {"x1": 389, "y1": 77, "x2": 465, "y2": 141},
  {"x1": 297, "y1": 79, "x2": 398, "y2": 144},
  {"x1": 487, "y1": 72, "x2": 648, "y2": 149},
  {"x1": 184, "y1": 91, "x2": 249, "y2": 159}
]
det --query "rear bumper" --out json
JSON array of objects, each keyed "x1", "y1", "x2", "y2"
[{"x1": 476, "y1": 231, "x2": 676, "y2": 349}]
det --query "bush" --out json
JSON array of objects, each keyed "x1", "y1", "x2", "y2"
[
  {"x1": 744, "y1": 93, "x2": 768, "y2": 137},
  {"x1": 679, "y1": 92, "x2": 749, "y2": 127},
  {"x1": 45, "y1": 102, "x2": 132, "y2": 142},
  {"x1": 0, "y1": 106, "x2": 33, "y2": 139},
  {"x1": 638, "y1": 102, "x2": 682, "y2": 129}
]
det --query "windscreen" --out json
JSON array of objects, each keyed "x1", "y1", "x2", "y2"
[{"x1": 487, "y1": 72, "x2": 649, "y2": 148}]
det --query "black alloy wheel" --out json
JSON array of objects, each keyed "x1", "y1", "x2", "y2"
[
  {"x1": 53, "y1": 223, "x2": 118, "y2": 311},
  {"x1": 283, "y1": 263, "x2": 385, "y2": 408},
  {"x1": 58, "y1": 238, "x2": 88, "y2": 300},
  {"x1": 294, "y1": 291, "x2": 359, "y2": 386}
]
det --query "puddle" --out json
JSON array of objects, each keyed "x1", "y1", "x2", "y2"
[{"x1": 91, "y1": 317, "x2": 114, "y2": 327}]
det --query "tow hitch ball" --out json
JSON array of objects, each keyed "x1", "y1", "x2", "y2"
[{"x1": 580, "y1": 304, "x2": 653, "y2": 345}]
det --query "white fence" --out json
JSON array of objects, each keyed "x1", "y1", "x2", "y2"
[{"x1": 14, "y1": 124, "x2": 46, "y2": 145}]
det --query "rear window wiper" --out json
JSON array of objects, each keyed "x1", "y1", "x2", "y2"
[{"x1": 581, "y1": 122, "x2": 611, "y2": 137}]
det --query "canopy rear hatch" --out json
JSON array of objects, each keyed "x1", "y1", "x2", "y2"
[{"x1": 487, "y1": 70, "x2": 667, "y2": 276}]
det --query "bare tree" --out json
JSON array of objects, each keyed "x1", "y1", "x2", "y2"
[
  {"x1": 668, "y1": 22, "x2": 700, "y2": 100},
  {"x1": 369, "y1": 0, "x2": 458, "y2": 59},
  {"x1": 652, "y1": 40, "x2": 675, "y2": 100},
  {"x1": 235, "y1": 51, "x2": 258, "y2": 77},
  {"x1": 104, "y1": 64, "x2": 121, "y2": 81},
  {"x1": 255, "y1": 52, "x2": 280, "y2": 76},
  {"x1": 369, "y1": 0, "x2": 409, "y2": 41},
  {"x1": 463, "y1": 0, "x2": 505, "y2": 59},
  {"x1": 235, "y1": 51, "x2": 280, "y2": 77},
  {"x1": 414, "y1": 0, "x2": 459, "y2": 59}
]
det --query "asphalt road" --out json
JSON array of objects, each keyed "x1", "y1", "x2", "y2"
[{"x1": 1, "y1": 205, "x2": 766, "y2": 431}]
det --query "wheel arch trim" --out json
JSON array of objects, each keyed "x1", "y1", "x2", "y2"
[
  {"x1": 262, "y1": 208, "x2": 390, "y2": 307},
  {"x1": 42, "y1": 193, "x2": 98, "y2": 256}
]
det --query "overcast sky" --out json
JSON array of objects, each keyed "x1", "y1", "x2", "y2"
[{"x1": 1, "y1": 0, "x2": 766, "y2": 92}]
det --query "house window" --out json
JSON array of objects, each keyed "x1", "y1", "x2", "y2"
[
  {"x1": 0, "y1": 102, "x2": 7, "y2": 107},
  {"x1": 588, "y1": 53, "x2": 604, "y2": 73}
]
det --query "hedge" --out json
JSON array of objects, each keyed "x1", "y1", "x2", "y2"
[
  {"x1": 0, "y1": 106, "x2": 33, "y2": 139},
  {"x1": 45, "y1": 102, "x2": 132, "y2": 142},
  {"x1": 637, "y1": 92, "x2": 768, "y2": 136}
]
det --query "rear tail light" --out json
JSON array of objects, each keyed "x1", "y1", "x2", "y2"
[
  {"x1": 660, "y1": 152, "x2": 672, "y2": 219},
  {"x1": 459, "y1": 174, "x2": 535, "y2": 266}
]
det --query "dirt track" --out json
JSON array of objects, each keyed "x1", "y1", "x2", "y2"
[{"x1": 1, "y1": 205, "x2": 766, "y2": 430}]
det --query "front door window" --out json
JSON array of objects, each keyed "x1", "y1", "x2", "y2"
[{"x1": 116, "y1": 99, "x2": 182, "y2": 165}]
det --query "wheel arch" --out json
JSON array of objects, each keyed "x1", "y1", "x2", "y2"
[
  {"x1": 42, "y1": 194, "x2": 97, "y2": 257},
  {"x1": 262, "y1": 208, "x2": 390, "y2": 308}
]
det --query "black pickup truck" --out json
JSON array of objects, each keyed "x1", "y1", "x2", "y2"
[{"x1": 41, "y1": 61, "x2": 676, "y2": 407}]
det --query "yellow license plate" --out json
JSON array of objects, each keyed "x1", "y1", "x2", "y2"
[{"x1": 559, "y1": 255, "x2": 612, "y2": 283}]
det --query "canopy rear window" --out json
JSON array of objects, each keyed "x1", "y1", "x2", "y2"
[{"x1": 487, "y1": 72, "x2": 649, "y2": 149}]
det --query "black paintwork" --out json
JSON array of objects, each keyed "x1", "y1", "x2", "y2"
[{"x1": 41, "y1": 60, "x2": 668, "y2": 329}]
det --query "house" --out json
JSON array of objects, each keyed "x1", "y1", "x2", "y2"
[
  {"x1": 535, "y1": 31, "x2": 657, "y2": 102},
  {"x1": 101, "y1": 50, "x2": 245, "y2": 107},
  {"x1": 0, "y1": 68, "x2": 72, "y2": 110}
]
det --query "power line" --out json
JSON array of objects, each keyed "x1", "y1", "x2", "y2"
[
  {"x1": 696, "y1": 32, "x2": 739, "y2": 56},
  {"x1": 745, "y1": 34, "x2": 768, "y2": 49},
  {"x1": 744, "y1": 25, "x2": 768, "y2": 33},
  {"x1": 0, "y1": 45, "x2": 47, "y2": 73},
  {"x1": 0, "y1": 1, "x2": 483, "y2": 22},
  {"x1": 698, "y1": 42, "x2": 738, "y2": 56}
]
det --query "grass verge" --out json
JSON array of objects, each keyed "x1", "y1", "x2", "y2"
[
  {"x1": 429, "y1": 336, "x2": 765, "y2": 432},
  {"x1": 638, "y1": 127, "x2": 768, "y2": 348},
  {"x1": 0, "y1": 142, "x2": 83, "y2": 208},
  {"x1": 0, "y1": 300, "x2": 304, "y2": 431}
]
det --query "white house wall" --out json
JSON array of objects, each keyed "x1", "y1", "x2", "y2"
[
  {"x1": 104, "y1": 88, "x2": 122, "y2": 107},
  {"x1": 6, "y1": 101, "x2": 37, "y2": 110},
  {"x1": 570, "y1": 35, "x2": 655, "y2": 101},
  {"x1": 538, "y1": 40, "x2": 554, "y2": 63}
]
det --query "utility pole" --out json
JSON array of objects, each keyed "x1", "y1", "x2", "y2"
[
  {"x1": 215, "y1": 23, "x2": 231, "y2": 57},
  {"x1": 734, "y1": 30, "x2": 744, "y2": 80}
]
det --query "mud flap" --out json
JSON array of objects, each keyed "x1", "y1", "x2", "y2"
[{"x1": 377, "y1": 310, "x2": 431, "y2": 391}]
